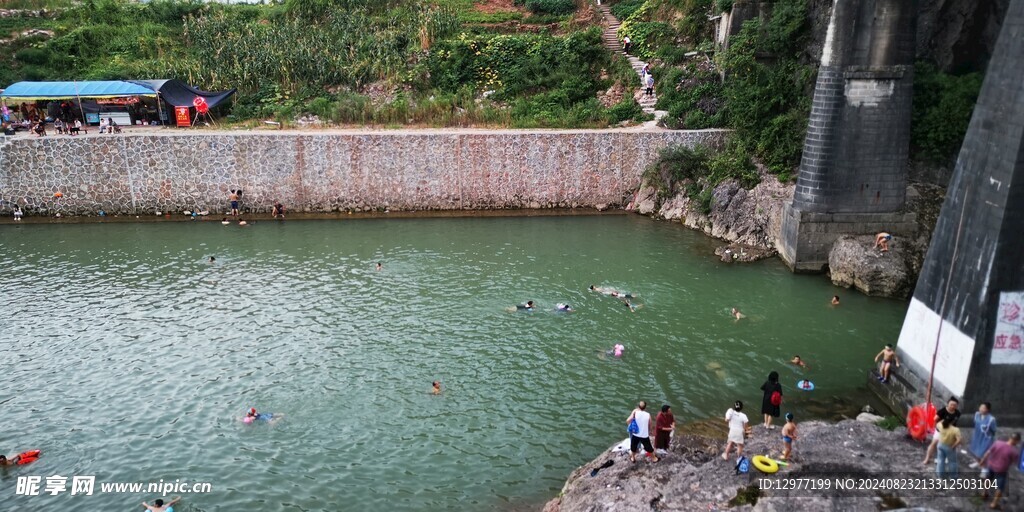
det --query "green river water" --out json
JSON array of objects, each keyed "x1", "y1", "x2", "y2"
[{"x1": 0, "y1": 215, "x2": 907, "y2": 511}]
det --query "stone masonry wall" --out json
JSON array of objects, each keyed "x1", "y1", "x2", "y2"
[{"x1": 0, "y1": 129, "x2": 725, "y2": 216}]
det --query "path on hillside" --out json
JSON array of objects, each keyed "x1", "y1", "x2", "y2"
[{"x1": 597, "y1": 3, "x2": 667, "y2": 122}]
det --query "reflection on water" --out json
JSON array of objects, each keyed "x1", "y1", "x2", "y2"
[{"x1": 0, "y1": 216, "x2": 907, "y2": 510}]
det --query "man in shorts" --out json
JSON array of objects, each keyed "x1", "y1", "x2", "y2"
[
  {"x1": 626, "y1": 401, "x2": 658, "y2": 463},
  {"x1": 980, "y1": 432, "x2": 1021, "y2": 510}
]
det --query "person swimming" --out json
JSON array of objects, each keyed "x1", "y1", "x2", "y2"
[
  {"x1": 208, "y1": 256, "x2": 216, "y2": 264},
  {"x1": 731, "y1": 308, "x2": 745, "y2": 320},
  {"x1": 376, "y1": 262, "x2": 382, "y2": 271},
  {"x1": 244, "y1": 407, "x2": 281, "y2": 424},
  {"x1": 798, "y1": 379, "x2": 813, "y2": 390},
  {"x1": 831, "y1": 295, "x2": 840, "y2": 305},
  {"x1": 432, "y1": 381, "x2": 442, "y2": 395},
  {"x1": 605, "y1": 343, "x2": 625, "y2": 358},
  {"x1": 610, "y1": 291, "x2": 635, "y2": 299},
  {"x1": 790, "y1": 355, "x2": 807, "y2": 368},
  {"x1": 623, "y1": 301, "x2": 636, "y2": 313},
  {"x1": 238, "y1": 219, "x2": 248, "y2": 226},
  {"x1": 516, "y1": 301, "x2": 535, "y2": 311},
  {"x1": 221, "y1": 217, "x2": 230, "y2": 225},
  {"x1": 555, "y1": 303, "x2": 574, "y2": 312}
]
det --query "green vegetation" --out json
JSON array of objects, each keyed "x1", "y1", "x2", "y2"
[
  {"x1": 642, "y1": 141, "x2": 756, "y2": 212},
  {"x1": 2, "y1": 0, "x2": 653, "y2": 128},
  {"x1": 618, "y1": 0, "x2": 813, "y2": 183},
  {"x1": 911, "y1": 61, "x2": 983, "y2": 165},
  {"x1": 875, "y1": 416, "x2": 904, "y2": 431}
]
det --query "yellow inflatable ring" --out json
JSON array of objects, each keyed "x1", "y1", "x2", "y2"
[{"x1": 752, "y1": 455, "x2": 779, "y2": 474}]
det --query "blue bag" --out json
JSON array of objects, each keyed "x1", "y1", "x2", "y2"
[
  {"x1": 627, "y1": 419, "x2": 639, "y2": 435},
  {"x1": 735, "y1": 456, "x2": 750, "y2": 474}
]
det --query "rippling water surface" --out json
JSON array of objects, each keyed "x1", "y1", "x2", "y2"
[{"x1": 0, "y1": 216, "x2": 906, "y2": 510}]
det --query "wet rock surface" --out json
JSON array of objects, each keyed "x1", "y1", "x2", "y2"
[{"x1": 545, "y1": 420, "x2": 1022, "y2": 512}]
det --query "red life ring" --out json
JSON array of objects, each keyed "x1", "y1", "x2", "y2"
[
  {"x1": 17, "y1": 449, "x2": 41, "y2": 465},
  {"x1": 906, "y1": 404, "x2": 937, "y2": 441}
]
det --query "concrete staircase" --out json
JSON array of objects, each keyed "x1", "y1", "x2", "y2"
[{"x1": 596, "y1": 3, "x2": 666, "y2": 122}]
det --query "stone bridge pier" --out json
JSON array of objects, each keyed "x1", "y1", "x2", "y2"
[
  {"x1": 778, "y1": 0, "x2": 919, "y2": 271},
  {"x1": 889, "y1": 0, "x2": 1024, "y2": 426}
]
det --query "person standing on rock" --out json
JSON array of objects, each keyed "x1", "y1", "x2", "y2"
[
  {"x1": 723, "y1": 400, "x2": 748, "y2": 461},
  {"x1": 760, "y1": 371, "x2": 782, "y2": 429},
  {"x1": 654, "y1": 404, "x2": 675, "y2": 453},
  {"x1": 626, "y1": 401, "x2": 658, "y2": 463},
  {"x1": 980, "y1": 432, "x2": 1021, "y2": 510},
  {"x1": 934, "y1": 416, "x2": 962, "y2": 479},
  {"x1": 923, "y1": 396, "x2": 961, "y2": 465},
  {"x1": 969, "y1": 402, "x2": 997, "y2": 464}
]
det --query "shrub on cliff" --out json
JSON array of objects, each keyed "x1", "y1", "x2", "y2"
[{"x1": 911, "y1": 61, "x2": 983, "y2": 165}]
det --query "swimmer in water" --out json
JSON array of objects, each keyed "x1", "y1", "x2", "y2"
[
  {"x1": 244, "y1": 407, "x2": 282, "y2": 425},
  {"x1": 515, "y1": 301, "x2": 535, "y2": 311},
  {"x1": 605, "y1": 343, "x2": 625, "y2": 357},
  {"x1": 555, "y1": 303, "x2": 574, "y2": 312},
  {"x1": 610, "y1": 291, "x2": 635, "y2": 299},
  {"x1": 731, "y1": 308, "x2": 745, "y2": 320},
  {"x1": 0, "y1": 454, "x2": 22, "y2": 466},
  {"x1": 142, "y1": 497, "x2": 181, "y2": 512},
  {"x1": 798, "y1": 379, "x2": 812, "y2": 390},
  {"x1": 221, "y1": 217, "x2": 230, "y2": 225},
  {"x1": 238, "y1": 219, "x2": 247, "y2": 226},
  {"x1": 831, "y1": 295, "x2": 840, "y2": 306},
  {"x1": 208, "y1": 256, "x2": 216, "y2": 264},
  {"x1": 623, "y1": 300, "x2": 636, "y2": 313},
  {"x1": 790, "y1": 355, "x2": 807, "y2": 368},
  {"x1": 432, "y1": 381, "x2": 442, "y2": 395},
  {"x1": 376, "y1": 262, "x2": 382, "y2": 271}
]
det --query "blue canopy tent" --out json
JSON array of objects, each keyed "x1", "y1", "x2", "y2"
[
  {"x1": 1, "y1": 80, "x2": 235, "y2": 126},
  {"x1": 0, "y1": 81, "x2": 157, "y2": 100}
]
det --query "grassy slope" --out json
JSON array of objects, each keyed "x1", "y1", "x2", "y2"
[{"x1": 1, "y1": 0, "x2": 649, "y2": 129}]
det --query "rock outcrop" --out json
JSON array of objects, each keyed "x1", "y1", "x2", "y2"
[
  {"x1": 827, "y1": 236, "x2": 917, "y2": 298},
  {"x1": 544, "y1": 420, "x2": 1020, "y2": 512},
  {"x1": 628, "y1": 169, "x2": 794, "y2": 261}
]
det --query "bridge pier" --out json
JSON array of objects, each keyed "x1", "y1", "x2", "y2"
[
  {"x1": 892, "y1": 0, "x2": 1024, "y2": 426},
  {"x1": 778, "y1": 0, "x2": 919, "y2": 271}
]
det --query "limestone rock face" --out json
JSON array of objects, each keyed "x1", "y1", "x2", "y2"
[
  {"x1": 637, "y1": 169, "x2": 793, "y2": 254},
  {"x1": 828, "y1": 236, "x2": 914, "y2": 298}
]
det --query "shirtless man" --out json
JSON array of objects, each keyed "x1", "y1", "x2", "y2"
[
  {"x1": 142, "y1": 497, "x2": 180, "y2": 511},
  {"x1": 790, "y1": 355, "x2": 807, "y2": 368},
  {"x1": 875, "y1": 232, "x2": 892, "y2": 252},
  {"x1": 432, "y1": 381, "x2": 442, "y2": 395},
  {"x1": 229, "y1": 190, "x2": 241, "y2": 216},
  {"x1": 731, "y1": 308, "x2": 745, "y2": 320},
  {"x1": 874, "y1": 344, "x2": 900, "y2": 383}
]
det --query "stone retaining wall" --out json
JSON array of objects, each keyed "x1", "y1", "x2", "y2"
[{"x1": 0, "y1": 129, "x2": 725, "y2": 216}]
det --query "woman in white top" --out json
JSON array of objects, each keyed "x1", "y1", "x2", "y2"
[{"x1": 723, "y1": 400, "x2": 749, "y2": 461}]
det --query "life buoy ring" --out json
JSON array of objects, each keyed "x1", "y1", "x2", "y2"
[
  {"x1": 752, "y1": 455, "x2": 779, "y2": 474},
  {"x1": 906, "y1": 403, "x2": 937, "y2": 442},
  {"x1": 17, "y1": 449, "x2": 41, "y2": 465}
]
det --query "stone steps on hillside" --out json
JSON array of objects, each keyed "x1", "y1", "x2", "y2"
[{"x1": 595, "y1": 2, "x2": 660, "y2": 118}]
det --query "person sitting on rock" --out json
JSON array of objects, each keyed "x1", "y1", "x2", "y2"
[{"x1": 874, "y1": 232, "x2": 892, "y2": 252}]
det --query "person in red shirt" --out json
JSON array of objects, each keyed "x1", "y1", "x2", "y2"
[
  {"x1": 654, "y1": 405, "x2": 675, "y2": 451},
  {"x1": 980, "y1": 432, "x2": 1021, "y2": 509}
]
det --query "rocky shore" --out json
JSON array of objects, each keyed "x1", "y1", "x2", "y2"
[
  {"x1": 544, "y1": 420, "x2": 1021, "y2": 512},
  {"x1": 628, "y1": 170, "x2": 947, "y2": 299}
]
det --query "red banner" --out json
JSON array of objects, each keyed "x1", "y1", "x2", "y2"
[{"x1": 175, "y1": 106, "x2": 191, "y2": 127}]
